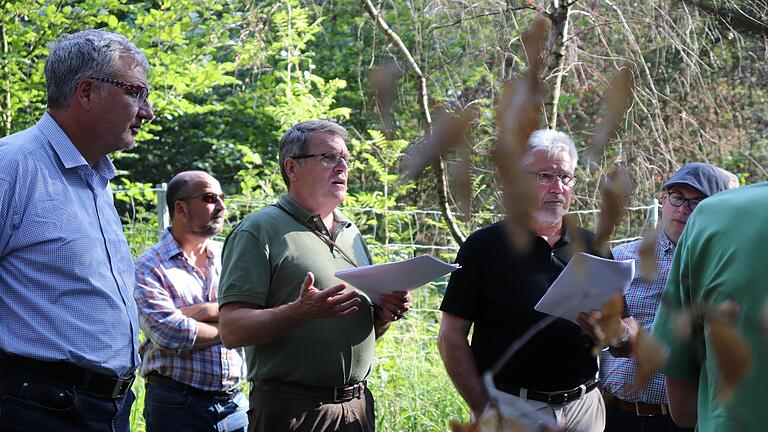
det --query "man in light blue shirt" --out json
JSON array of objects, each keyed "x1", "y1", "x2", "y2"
[{"x1": 0, "y1": 29, "x2": 154, "y2": 431}]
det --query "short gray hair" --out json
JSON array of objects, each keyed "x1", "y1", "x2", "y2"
[
  {"x1": 44, "y1": 29, "x2": 150, "y2": 109},
  {"x1": 521, "y1": 129, "x2": 578, "y2": 168},
  {"x1": 278, "y1": 120, "x2": 348, "y2": 187}
]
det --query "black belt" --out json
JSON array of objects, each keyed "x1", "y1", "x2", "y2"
[
  {"x1": 146, "y1": 373, "x2": 240, "y2": 400},
  {"x1": 253, "y1": 380, "x2": 367, "y2": 403},
  {"x1": 0, "y1": 350, "x2": 134, "y2": 399},
  {"x1": 496, "y1": 379, "x2": 599, "y2": 405}
]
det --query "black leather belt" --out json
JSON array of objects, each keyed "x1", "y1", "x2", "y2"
[
  {"x1": 146, "y1": 373, "x2": 240, "y2": 399},
  {"x1": 253, "y1": 380, "x2": 367, "y2": 403},
  {"x1": 0, "y1": 350, "x2": 134, "y2": 399},
  {"x1": 496, "y1": 379, "x2": 599, "y2": 405}
]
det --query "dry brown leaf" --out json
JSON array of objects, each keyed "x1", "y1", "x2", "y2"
[
  {"x1": 449, "y1": 153, "x2": 473, "y2": 222},
  {"x1": 672, "y1": 310, "x2": 694, "y2": 341},
  {"x1": 637, "y1": 225, "x2": 660, "y2": 280},
  {"x1": 403, "y1": 108, "x2": 475, "y2": 180},
  {"x1": 589, "y1": 294, "x2": 626, "y2": 355},
  {"x1": 709, "y1": 313, "x2": 753, "y2": 402},
  {"x1": 369, "y1": 60, "x2": 401, "y2": 132},
  {"x1": 587, "y1": 67, "x2": 635, "y2": 162},
  {"x1": 520, "y1": 17, "x2": 550, "y2": 77},
  {"x1": 631, "y1": 329, "x2": 668, "y2": 392},
  {"x1": 595, "y1": 168, "x2": 633, "y2": 248}
]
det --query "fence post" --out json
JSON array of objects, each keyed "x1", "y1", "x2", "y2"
[
  {"x1": 647, "y1": 198, "x2": 659, "y2": 228},
  {"x1": 157, "y1": 183, "x2": 169, "y2": 236}
]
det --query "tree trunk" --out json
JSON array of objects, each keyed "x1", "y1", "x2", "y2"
[
  {"x1": 361, "y1": 0, "x2": 466, "y2": 246},
  {"x1": 544, "y1": 0, "x2": 571, "y2": 130}
]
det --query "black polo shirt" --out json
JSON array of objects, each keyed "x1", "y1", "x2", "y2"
[{"x1": 440, "y1": 220, "x2": 611, "y2": 392}]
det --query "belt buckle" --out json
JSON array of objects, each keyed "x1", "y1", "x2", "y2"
[
  {"x1": 111, "y1": 375, "x2": 135, "y2": 399},
  {"x1": 332, "y1": 382, "x2": 362, "y2": 402}
]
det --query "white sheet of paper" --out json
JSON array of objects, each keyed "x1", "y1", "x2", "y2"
[
  {"x1": 334, "y1": 254, "x2": 460, "y2": 302},
  {"x1": 534, "y1": 252, "x2": 635, "y2": 324}
]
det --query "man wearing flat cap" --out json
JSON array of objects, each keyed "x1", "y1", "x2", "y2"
[{"x1": 581, "y1": 163, "x2": 730, "y2": 432}]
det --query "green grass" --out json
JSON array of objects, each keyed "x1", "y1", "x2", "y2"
[{"x1": 127, "y1": 283, "x2": 468, "y2": 432}]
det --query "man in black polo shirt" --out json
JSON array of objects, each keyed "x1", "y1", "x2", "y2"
[{"x1": 438, "y1": 129, "x2": 608, "y2": 431}]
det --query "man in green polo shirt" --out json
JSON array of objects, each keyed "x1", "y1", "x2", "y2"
[
  {"x1": 218, "y1": 120, "x2": 411, "y2": 432},
  {"x1": 651, "y1": 183, "x2": 768, "y2": 431}
]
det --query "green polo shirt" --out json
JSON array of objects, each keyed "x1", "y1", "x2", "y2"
[
  {"x1": 219, "y1": 196, "x2": 375, "y2": 387},
  {"x1": 652, "y1": 183, "x2": 768, "y2": 431}
]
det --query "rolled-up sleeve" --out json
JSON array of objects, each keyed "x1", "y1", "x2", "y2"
[{"x1": 134, "y1": 265, "x2": 198, "y2": 352}]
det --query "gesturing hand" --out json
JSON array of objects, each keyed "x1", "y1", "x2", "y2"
[{"x1": 293, "y1": 272, "x2": 361, "y2": 319}]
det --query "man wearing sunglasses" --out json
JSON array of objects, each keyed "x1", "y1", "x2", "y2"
[
  {"x1": 439, "y1": 129, "x2": 611, "y2": 432},
  {"x1": 133, "y1": 171, "x2": 247, "y2": 431},
  {"x1": 0, "y1": 30, "x2": 153, "y2": 431},
  {"x1": 587, "y1": 163, "x2": 731, "y2": 432},
  {"x1": 218, "y1": 120, "x2": 411, "y2": 432}
]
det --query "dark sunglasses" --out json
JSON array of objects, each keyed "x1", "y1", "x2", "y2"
[{"x1": 178, "y1": 192, "x2": 224, "y2": 204}]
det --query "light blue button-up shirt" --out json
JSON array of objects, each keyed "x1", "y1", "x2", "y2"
[{"x1": 0, "y1": 112, "x2": 139, "y2": 378}]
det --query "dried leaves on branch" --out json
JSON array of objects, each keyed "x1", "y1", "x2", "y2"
[
  {"x1": 586, "y1": 67, "x2": 635, "y2": 163},
  {"x1": 401, "y1": 108, "x2": 476, "y2": 180},
  {"x1": 595, "y1": 168, "x2": 633, "y2": 250},
  {"x1": 493, "y1": 17, "x2": 550, "y2": 254}
]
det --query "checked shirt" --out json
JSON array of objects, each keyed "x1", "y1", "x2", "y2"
[
  {"x1": 599, "y1": 232, "x2": 675, "y2": 404},
  {"x1": 134, "y1": 229, "x2": 246, "y2": 391}
]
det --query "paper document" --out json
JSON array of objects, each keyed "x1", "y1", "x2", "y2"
[
  {"x1": 534, "y1": 253, "x2": 634, "y2": 324},
  {"x1": 334, "y1": 254, "x2": 460, "y2": 302}
]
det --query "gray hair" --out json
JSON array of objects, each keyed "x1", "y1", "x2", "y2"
[
  {"x1": 44, "y1": 29, "x2": 150, "y2": 109},
  {"x1": 166, "y1": 174, "x2": 195, "y2": 220},
  {"x1": 521, "y1": 129, "x2": 578, "y2": 168},
  {"x1": 278, "y1": 120, "x2": 348, "y2": 187}
]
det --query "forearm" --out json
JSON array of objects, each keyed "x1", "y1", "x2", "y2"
[
  {"x1": 374, "y1": 315, "x2": 391, "y2": 338},
  {"x1": 219, "y1": 301, "x2": 307, "y2": 348},
  {"x1": 438, "y1": 332, "x2": 488, "y2": 416},
  {"x1": 191, "y1": 322, "x2": 221, "y2": 350},
  {"x1": 179, "y1": 302, "x2": 219, "y2": 322}
]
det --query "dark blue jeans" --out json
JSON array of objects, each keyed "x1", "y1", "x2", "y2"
[
  {"x1": 144, "y1": 380, "x2": 248, "y2": 432},
  {"x1": 0, "y1": 361, "x2": 134, "y2": 432}
]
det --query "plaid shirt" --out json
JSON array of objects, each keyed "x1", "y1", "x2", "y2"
[
  {"x1": 599, "y1": 232, "x2": 675, "y2": 404},
  {"x1": 134, "y1": 229, "x2": 246, "y2": 391}
]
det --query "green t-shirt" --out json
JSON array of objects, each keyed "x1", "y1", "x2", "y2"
[
  {"x1": 219, "y1": 196, "x2": 375, "y2": 387},
  {"x1": 652, "y1": 183, "x2": 768, "y2": 431}
]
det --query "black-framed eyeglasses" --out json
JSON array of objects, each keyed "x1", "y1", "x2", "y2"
[
  {"x1": 667, "y1": 191, "x2": 702, "y2": 211},
  {"x1": 88, "y1": 76, "x2": 150, "y2": 106},
  {"x1": 291, "y1": 152, "x2": 353, "y2": 167},
  {"x1": 178, "y1": 192, "x2": 225, "y2": 204},
  {"x1": 527, "y1": 171, "x2": 577, "y2": 187}
]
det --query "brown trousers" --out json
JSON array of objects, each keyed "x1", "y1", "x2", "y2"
[{"x1": 247, "y1": 382, "x2": 375, "y2": 432}]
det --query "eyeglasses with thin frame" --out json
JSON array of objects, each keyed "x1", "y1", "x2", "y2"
[
  {"x1": 667, "y1": 191, "x2": 702, "y2": 211},
  {"x1": 527, "y1": 171, "x2": 577, "y2": 187},
  {"x1": 178, "y1": 192, "x2": 225, "y2": 204},
  {"x1": 291, "y1": 152, "x2": 353, "y2": 167},
  {"x1": 88, "y1": 76, "x2": 150, "y2": 106}
]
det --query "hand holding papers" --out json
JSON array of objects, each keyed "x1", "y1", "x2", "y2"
[
  {"x1": 334, "y1": 254, "x2": 460, "y2": 302},
  {"x1": 534, "y1": 253, "x2": 634, "y2": 324}
]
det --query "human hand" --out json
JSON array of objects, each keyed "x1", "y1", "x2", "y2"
[
  {"x1": 375, "y1": 291, "x2": 412, "y2": 322},
  {"x1": 577, "y1": 309, "x2": 603, "y2": 342},
  {"x1": 293, "y1": 272, "x2": 361, "y2": 319}
]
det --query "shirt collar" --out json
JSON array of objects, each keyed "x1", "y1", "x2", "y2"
[
  {"x1": 159, "y1": 227, "x2": 221, "y2": 261},
  {"x1": 37, "y1": 112, "x2": 116, "y2": 180},
  {"x1": 278, "y1": 195, "x2": 352, "y2": 231},
  {"x1": 658, "y1": 230, "x2": 675, "y2": 253}
]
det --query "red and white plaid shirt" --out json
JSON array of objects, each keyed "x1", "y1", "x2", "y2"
[{"x1": 134, "y1": 229, "x2": 246, "y2": 391}]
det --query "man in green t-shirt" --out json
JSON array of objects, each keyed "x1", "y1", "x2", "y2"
[
  {"x1": 652, "y1": 183, "x2": 768, "y2": 431},
  {"x1": 218, "y1": 120, "x2": 411, "y2": 432}
]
